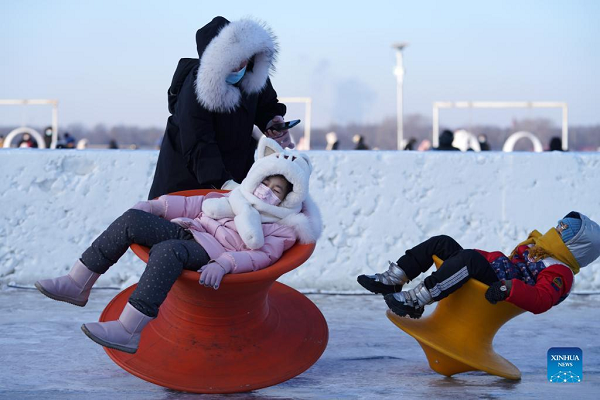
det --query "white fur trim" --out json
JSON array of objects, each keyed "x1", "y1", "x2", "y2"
[
  {"x1": 195, "y1": 19, "x2": 278, "y2": 112},
  {"x1": 202, "y1": 197, "x2": 234, "y2": 219},
  {"x1": 302, "y1": 195, "x2": 323, "y2": 240},
  {"x1": 278, "y1": 195, "x2": 323, "y2": 243},
  {"x1": 234, "y1": 208, "x2": 264, "y2": 250}
]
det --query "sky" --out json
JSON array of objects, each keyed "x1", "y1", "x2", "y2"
[{"x1": 2, "y1": 0, "x2": 599, "y2": 130}]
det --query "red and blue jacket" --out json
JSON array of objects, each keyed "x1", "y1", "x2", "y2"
[{"x1": 476, "y1": 245, "x2": 574, "y2": 314}]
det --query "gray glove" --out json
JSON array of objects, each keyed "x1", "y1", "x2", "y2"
[{"x1": 199, "y1": 263, "x2": 227, "y2": 290}]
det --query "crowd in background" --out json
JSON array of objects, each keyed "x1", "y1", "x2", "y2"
[
  {"x1": 318, "y1": 129, "x2": 566, "y2": 152},
  {"x1": 0, "y1": 125, "x2": 581, "y2": 152}
]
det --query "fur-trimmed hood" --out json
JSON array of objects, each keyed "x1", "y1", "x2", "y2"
[
  {"x1": 195, "y1": 16, "x2": 278, "y2": 113},
  {"x1": 202, "y1": 137, "x2": 322, "y2": 249}
]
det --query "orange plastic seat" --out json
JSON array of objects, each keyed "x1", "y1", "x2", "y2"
[
  {"x1": 387, "y1": 255, "x2": 525, "y2": 380},
  {"x1": 99, "y1": 189, "x2": 328, "y2": 393}
]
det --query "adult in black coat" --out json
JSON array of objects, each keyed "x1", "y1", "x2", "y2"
[
  {"x1": 149, "y1": 17, "x2": 288, "y2": 199},
  {"x1": 433, "y1": 130, "x2": 460, "y2": 151}
]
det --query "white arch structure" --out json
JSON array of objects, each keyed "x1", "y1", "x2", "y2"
[
  {"x1": 432, "y1": 101, "x2": 568, "y2": 151},
  {"x1": 502, "y1": 131, "x2": 544, "y2": 152},
  {"x1": 3, "y1": 127, "x2": 47, "y2": 149},
  {"x1": 0, "y1": 99, "x2": 58, "y2": 148}
]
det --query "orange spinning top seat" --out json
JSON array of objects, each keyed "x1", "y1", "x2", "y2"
[
  {"x1": 99, "y1": 190, "x2": 329, "y2": 393},
  {"x1": 387, "y1": 255, "x2": 525, "y2": 380}
]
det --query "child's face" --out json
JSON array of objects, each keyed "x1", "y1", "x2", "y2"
[{"x1": 261, "y1": 175, "x2": 291, "y2": 202}]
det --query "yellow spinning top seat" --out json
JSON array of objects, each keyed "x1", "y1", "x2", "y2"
[{"x1": 387, "y1": 255, "x2": 525, "y2": 380}]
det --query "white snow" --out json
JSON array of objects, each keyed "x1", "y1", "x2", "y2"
[{"x1": 1, "y1": 149, "x2": 599, "y2": 292}]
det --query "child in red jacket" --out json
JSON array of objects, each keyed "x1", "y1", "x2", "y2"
[{"x1": 357, "y1": 212, "x2": 600, "y2": 319}]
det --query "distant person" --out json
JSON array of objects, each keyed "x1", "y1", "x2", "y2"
[
  {"x1": 325, "y1": 132, "x2": 340, "y2": 150},
  {"x1": 434, "y1": 130, "x2": 460, "y2": 151},
  {"x1": 353, "y1": 134, "x2": 370, "y2": 150},
  {"x1": 43, "y1": 126, "x2": 53, "y2": 148},
  {"x1": 64, "y1": 133, "x2": 76, "y2": 149},
  {"x1": 404, "y1": 137, "x2": 417, "y2": 151},
  {"x1": 55, "y1": 134, "x2": 67, "y2": 149},
  {"x1": 417, "y1": 139, "x2": 431, "y2": 151},
  {"x1": 18, "y1": 133, "x2": 37, "y2": 148},
  {"x1": 55, "y1": 135, "x2": 64, "y2": 148},
  {"x1": 0, "y1": 135, "x2": 4, "y2": 148},
  {"x1": 149, "y1": 16, "x2": 289, "y2": 200},
  {"x1": 549, "y1": 137, "x2": 563, "y2": 151},
  {"x1": 76, "y1": 139, "x2": 89, "y2": 150},
  {"x1": 478, "y1": 134, "x2": 491, "y2": 151},
  {"x1": 109, "y1": 139, "x2": 119, "y2": 149}
]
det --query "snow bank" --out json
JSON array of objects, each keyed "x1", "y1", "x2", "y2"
[{"x1": 1, "y1": 149, "x2": 599, "y2": 293}]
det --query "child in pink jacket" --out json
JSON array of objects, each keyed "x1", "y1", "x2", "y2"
[{"x1": 36, "y1": 137, "x2": 321, "y2": 354}]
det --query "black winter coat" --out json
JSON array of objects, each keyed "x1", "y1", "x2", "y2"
[{"x1": 149, "y1": 17, "x2": 286, "y2": 199}]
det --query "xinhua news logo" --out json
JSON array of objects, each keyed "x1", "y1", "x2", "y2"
[{"x1": 547, "y1": 347, "x2": 582, "y2": 383}]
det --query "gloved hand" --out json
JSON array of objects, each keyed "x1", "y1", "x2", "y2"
[
  {"x1": 221, "y1": 179, "x2": 240, "y2": 190},
  {"x1": 265, "y1": 116, "x2": 295, "y2": 149},
  {"x1": 199, "y1": 263, "x2": 227, "y2": 290},
  {"x1": 485, "y1": 280, "x2": 512, "y2": 304}
]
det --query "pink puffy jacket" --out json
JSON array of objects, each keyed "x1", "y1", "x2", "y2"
[{"x1": 132, "y1": 193, "x2": 297, "y2": 274}]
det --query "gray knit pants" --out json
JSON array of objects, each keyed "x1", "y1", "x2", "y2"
[{"x1": 81, "y1": 209, "x2": 210, "y2": 317}]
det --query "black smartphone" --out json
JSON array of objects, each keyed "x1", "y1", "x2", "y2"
[{"x1": 269, "y1": 119, "x2": 301, "y2": 132}]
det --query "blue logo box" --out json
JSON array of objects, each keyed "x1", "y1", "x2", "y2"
[{"x1": 547, "y1": 347, "x2": 582, "y2": 383}]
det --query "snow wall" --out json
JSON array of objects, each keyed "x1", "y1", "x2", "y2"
[{"x1": 1, "y1": 149, "x2": 599, "y2": 293}]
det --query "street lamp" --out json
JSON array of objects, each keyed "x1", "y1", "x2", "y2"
[{"x1": 392, "y1": 42, "x2": 408, "y2": 150}]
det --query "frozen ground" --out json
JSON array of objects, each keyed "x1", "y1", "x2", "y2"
[{"x1": 1, "y1": 288, "x2": 598, "y2": 399}]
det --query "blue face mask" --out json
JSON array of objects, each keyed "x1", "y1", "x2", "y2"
[{"x1": 226, "y1": 65, "x2": 247, "y2": 85}]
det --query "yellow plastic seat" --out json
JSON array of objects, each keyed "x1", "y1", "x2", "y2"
[{"x1": 387, "y1": 255, "x2": 525, "y2": 380}]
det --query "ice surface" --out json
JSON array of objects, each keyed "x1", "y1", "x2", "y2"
[{"x1": 0, "y1": 289, "x2": 598, "y2": 399}]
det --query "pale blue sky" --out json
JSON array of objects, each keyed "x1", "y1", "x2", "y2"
[{"x1": 2, "y1": 0, "x2": 599, "y2": 129}]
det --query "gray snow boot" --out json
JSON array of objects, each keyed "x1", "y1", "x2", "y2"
[
  {"x1": 384, "y1": 282, "x2": 434, "y2": 319},
  {"x1": 357, "y1": 261, "x2": 409, "y2": 295},
  {"x1": 81, "y1": 302, "x2": 154, "y2": 354},
  {"x1": 35, "y1": 259, "x2": 100, "y2": 307}
]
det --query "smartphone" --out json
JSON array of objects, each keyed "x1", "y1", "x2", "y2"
[{"x1": 269, "y1": 119, "x2": 301, "y2": 132}]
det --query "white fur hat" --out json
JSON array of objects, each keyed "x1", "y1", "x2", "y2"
[
  {"x1": 240, "y1": 136, "x2": 312, "y2": 212},
  {"x1": 202, "y1": 137, "x2": 321, "y2": 249},
  {"x1": 195, "y1": 18, "x2": 278, "y2": 113}
]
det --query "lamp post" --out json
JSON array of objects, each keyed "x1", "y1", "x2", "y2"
[{"x1": 392, "y1": 42, "x2": 408, "y2": 150}]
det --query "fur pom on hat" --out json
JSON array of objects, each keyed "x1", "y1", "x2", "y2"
[
  {"x1": 202, "y1": 137, "x2": 322, "y2": 249},
  {"x1": 195, "y1": 18, "x2": 278, "y2": 113}
]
